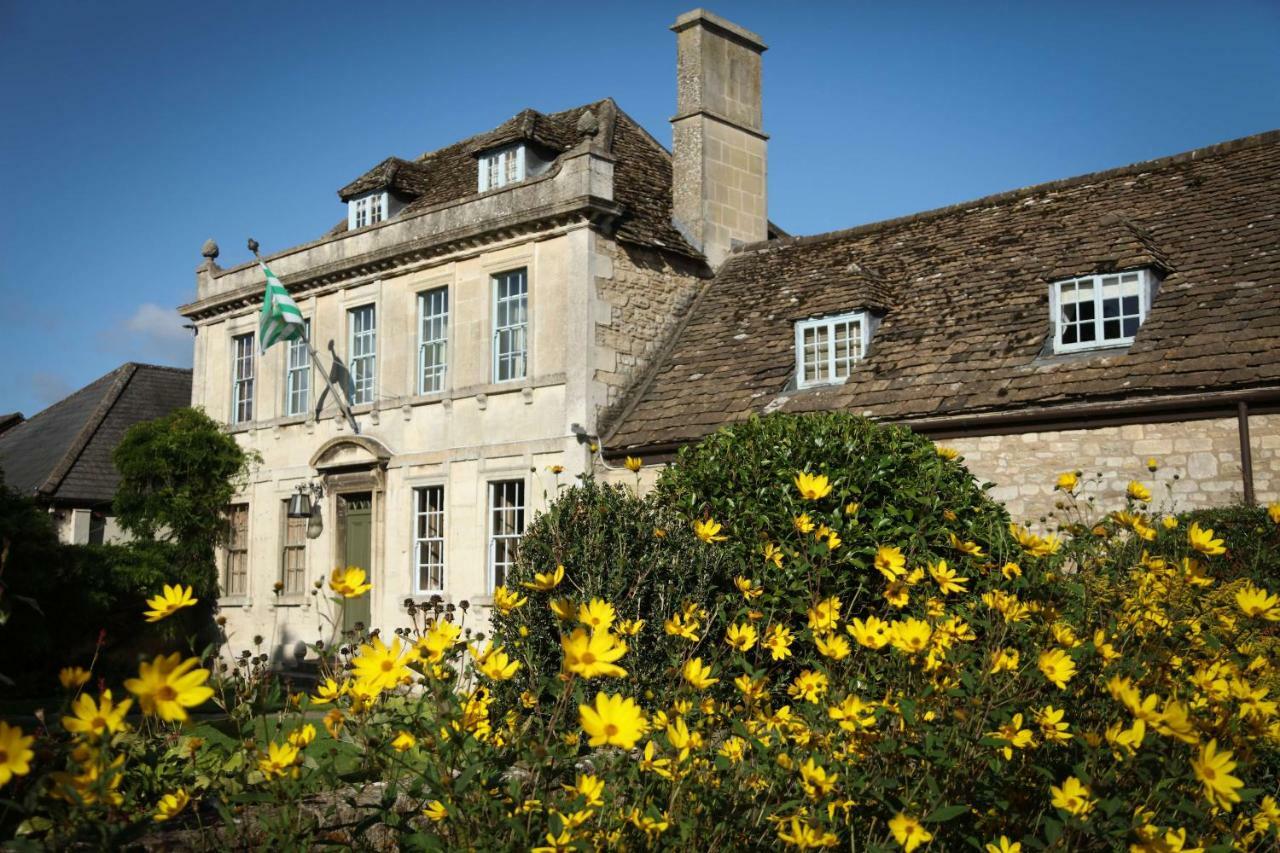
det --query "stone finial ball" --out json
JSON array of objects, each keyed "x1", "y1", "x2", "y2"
[{"x1": 201, "y1": 238, "x2": 219, "y2": 259}]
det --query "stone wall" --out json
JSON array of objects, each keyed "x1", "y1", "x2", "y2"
[
  {"x1": 593, "y1": 240, "x2": 704, "y2": 425},
  {"x1": 946, "y1": 414, "x2": 1279, "y2": 523}
]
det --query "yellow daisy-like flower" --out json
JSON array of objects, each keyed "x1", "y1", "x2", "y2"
[
  {"x1": 1036, "y1": 705, "x2": 1072, "y2": 744},
  {"x1": 988, "y1": 713, "x2": 1036, "y2": 760},
  {"x1": 549, "y1": 597, "x2": 576, "y2": 621},
  {"x1": 1191, "y1": 738, "x2": 1244, "y2": 811},
  {"x1": 124, "y1": 653, "x2": 214, "y2": 722},
  {"x1": 310, "y1": 677, "x2": 348, "y2": 705},
  {"x1": 734, "y1": 575, "x2": 764, "y2": 600},
  {"x1": 153, "y1": 789, "x2": 190, "y2": 822},
  {"x1": 928, "y1": 559, "x2": 968, "y2": 594},
  {"x1": 58, "y1": 666, "x2": 92, "y2": 691},
  {"x1": 520, "y1": 564, "x2": 565, "y2": 591},
  {"x1": 350, "y1": 636, "x2": 417, "y2": 694},
  {"x1": 143, "y1": 583, "x2": 199, "y2": 622},
  {"x1": 624, "y1": 456, "x2": 643, "y2": 473},
  {"x1": 423, "y1": 800, "x2": 448, "y2": 822},
  {"x1": 257, "y1": 741, "x2": 300, "y2": 780},
  {"x1": 682, "y1": 657, "x2": 719, "y2": 690},
  {"x1": 1268, "y1": 502, "x2": 1280, "y2": 525},
  {"x1": 763, "y1": 623, "x2": 793, "y2": 660},
  {"x1": 577, "y1": 598, "x2": 617, "y2": 631},
  {"x1": 417, "y1": 619, "x2": 463, "y2": 664},
  {"x1": 725, "y1": 622, "x2": 758, "y2": 652},
  {"x1": 889, "y1": 618, "x2": 932, "y2": 655},
  {"x1": 761, "y1": 542, "x2": 784, "y2": 568},
  {"x1": 989, "y1": 647, "x2": 1020, "y2": 674},
  {"x1": 814, "y1": 632, "x2": 851, "y2": 661},
  {"x1": 1001, "y1": 561, "x2": 1023, "y2": 579},
  {"x1": 794, "y1": 471, "x2": 833, "y2": 500},
  {"x1": 874, "y1": 545, "x2": 906, "y2": 580},
  {"x1": 693, "y1": 517, "x2": 728, "y2": 543},
  {"x1": 1187, "y1": 522, "x2": 1225, "y2": 556},
  {"x1": 1037, "y1": 649, "x2": 1077, "y2": 690},
  {"x1": 1127, "y1": 480, "x2": 1152, "y2": 502},
  {"x1": 793, "y1": 513, "x2": 816, "y2": 534},
  {"x1": 561, "y1": 627, "x2": 628, "y2": 679},
  {"x1": 948, "y1": 532, "x2": 984, "y2": 557},
  {"x1": 1050, "y1": 776, "x2": 1095, "y2": 819},
  {"x1": 615, "y1": 618, "x2": 645, "y2": 636},
  {"x1": 847, "y1": 615, "x2": 891, "y2": 650},
  {"x1": 1161, "y1": 515, "x2": 1179, "y2": 530},
  {"x1": 1235, "y1": 582, "x2": 1280, "y2": 621},
  {"x1": 62, "y1": 690, "x2": 132, "y2": 740},
  {"x1": 787, "y1": 669, "x2": 828, "y2": 704},
  {"x1": 390, "y1": 731, "x2": 417, "y2": 752},
  {"x1": 936, "y1": 445, "x2": 960, "y2": 460},
  {"x1": 806, "y1": 595, "x2": 842, "y2": 632},
  {"x1": 579, "y1": 692, "x2": 646, "y2": 749},
  {"x1": 778, "y1": 817, "x2": 838, "y2": 848},
  {"x1": 492, "y1": 585, "x2": 528, "y2": 615},
  {"x1": 328, "y1": 566, "x2": 372, "y2": 598},
  {"x1": 889, "y1": 813, "x2": 934, "y2": 851},
  {"x1": 287, "y1": 724, "x2": 316, "y2": 748},
  {"x1": 472, "y1": 642, "x2": 521, "y2": 681},
  {"x1": 0, "y1": 722, "x2": 35, "y2": 788},
  {"x1": 985, "y1": 836, "x2": 1021, "y2": 853},
  {"x1": 798, "y1": 756, "x2": 838, "y2": 799},
  {"x1": 1055, "y1": 471, "x2": 1079, "y2": 492},
  {"x1": 323, "y1": 709, "x2": 344, "y2": 738}
]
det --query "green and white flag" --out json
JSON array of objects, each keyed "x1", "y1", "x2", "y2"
[{"x1": 258, "y1": 262, "x2": 306, "y2": 352}]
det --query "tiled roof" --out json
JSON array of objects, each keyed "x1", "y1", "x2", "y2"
[
  {"x1": 332, "y1": 100, "x2": 704, "y2": 259},
  {"x1": 0, "y1": 364, "x2": 192, "y2": 505},
  {"x1": 606, "y1": 130, "x2": 1280, "y2": 452},
  {"x1": 0, "y1": 412, "x2": 22, "y2": 436}
]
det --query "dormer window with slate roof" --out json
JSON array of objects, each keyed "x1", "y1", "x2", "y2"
[
  {"x1": 1050, "y1": 269, "x2": 1156, "y2": 354},
  {"x1": 348, "y1": 191, "x2": 388, "y2": 230},
  {"x1": 479, "y1": 143, "x2": 526, "y2": 192},
  {"x1": 795, "y1": 311, "x2": 875, "y2": 388}
]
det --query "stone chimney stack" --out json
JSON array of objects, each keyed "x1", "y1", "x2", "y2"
[{"x1": 670, "y1": 9, "x2": 767, "y2": 268}]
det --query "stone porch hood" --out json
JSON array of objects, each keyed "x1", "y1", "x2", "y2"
[{"x1": 180, "y1": 142, "x2": 621, "y2": 321}]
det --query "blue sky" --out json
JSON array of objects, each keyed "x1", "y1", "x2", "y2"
[{"x1": 1, "y1": 1, "x2": 1277, "y2": 416}]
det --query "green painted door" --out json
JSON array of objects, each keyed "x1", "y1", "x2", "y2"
[{"x1": 342, "y1": 494, "x2": 373, "y2": 632}]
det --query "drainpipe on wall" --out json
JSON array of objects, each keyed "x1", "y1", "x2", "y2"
[{"x1": 1238, "y1": 402, "x2": 1255, "y2": 505}]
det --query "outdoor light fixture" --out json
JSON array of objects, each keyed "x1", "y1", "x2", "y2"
[{"x1": 288, "y1": 482, "x2": 325, "y2": 519}]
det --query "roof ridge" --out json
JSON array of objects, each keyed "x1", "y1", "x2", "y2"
[
  {"x1": 36, "y1": 363, "x2": 137, "y2": 497},
  {"x1": 729, "y1": 128, "x2": 1280, "y2": 257}
]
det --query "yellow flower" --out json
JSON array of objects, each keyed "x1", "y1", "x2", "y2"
[
  {"x1": 1162, "y1": 515, "x2": 1179, "y2": 530},
  {"x1": 948, "y1": 532, "x2": 985, "y2": 557},
  {"x1": 725, "y1": 622, "x2": 758, "y2": 652},
  {"x1": 1050, "y1": 776, "x2": 1095, "y2": 819},
  {"x1": 798, "y1": 757, "x2": 838, "y2": 799},
  {"x1": 423, "y1": 800, "x2": 448, "y2": 822},
  {"x1": 815, "y1": 632, "x2": 850, "y2": 660},
  {"x1": 735, "y1": 575, "x2": 764, "y2": 600},
  {"x1": 1191, "y1": 739, "x2": 1244, "y2": 811},
  {"x1": 1092, "y1": 630, "x2": 1120, "y2": 665},
  {"x1": 351, "y1": 636, "x2": 417, "y2": 694},
  {"x1": 825, "y1": 529, "x2": 842, "y2": 550},
  {"x1": 257, "y1": 741, "x2": 300, "y2": 779},
  {"x1": 417, "y1": 619, "x2": 462, "y2": 664},
  {"x1": 928, "y1": 559, "x2": 968, "y2": 594},
  {"x1": 1187, "y1": 522, "x2": 1225, "y2": 556},
  {"x1": 549, "y1": 597, "x2": 576, "y2": 621},
  {"x1": 988, "y1": 713, "x2": 1036, "y2": 760},
  {"x1": 288, "y1": 723, "x2": 316, "y2": 749},
  {"x1": 807, "y1": 595, "x2": 842, "y2": 632},
  {"x1": 778, "y1": 816, "x2": 838, "y2": 848},
  {"x1": 153, "y1": 788, "x2": 190, "y2": 822},
  {"x1": 763, "y1": 623, "x2": 794, "y2": 660},
  {"x1": 889, "y1": 618, "x2": 932, "y2": 655},
  {"x1": 561, "y1": 628, "x2": 628, "y2": 678},
  {"x1": 616, "y1": 618, "x2": 645, "y2": 636},
  {"x1": 787, "y1": 669, "x2": 828, "y2": 704},
  {"x1": 1035, "y1": 705, "x2": 1072, "y2": 744},
  {"x1": 936, "y1": 445, "x2": 960, "y2": 460},
  {"x1": 323, "y1": 709, "x2": 344, "y2": 738},
  {"x1": 143, "y1": 583, "x2": 199, "y2": 623},
  {"x1": 884, "y1": 580, "x2": 910, "y2": 609},
  {"x1": 889, "y1": 813, "x2": 934, "y2": 851},
  {"x1": 1037, "y1": 649, "x2": 1077, "y2": 690},
  {"x1": 1146, "y1": 456, "x2": 1159, "y2": 471},
  {"x1": 579, "y1": 692, "x2": 646, "y2": 749},
  {"x1": 793, "y1": 513, "x2": 816, "y2": 534},
  {"x1": 564, "y1": 772, "x2": 605, "y2": 807},
  {"x1": 58, "y1": 666, "x2": 91, "y2": 690},
  {"x1": 794, "y1": 471, "x2": 833, "y2": 500},
  {"x1": 493, "y1": 585, "x2": 528, "y2": 615},
  {"x1": 663, "y1": 611, "x2": 701, "y2": 642},
  {"x1": 693, "y1": 517, "x2": 728, "y2": 543},
  {"x1": 576, "y1": 598, "x2": 616, "y2": 631},
  {"x1": 1127, "y1": 480, "x2": 1152, "y2": 502},
  {"x1": 989, "y1": 647, "x2": 1020, "y2": 674},
  {"x1": 761, "y1": 542, "x2": 784, "y2": 568},
  {"x1": 624, "y1": 456, "x2": 643, "y2": 473},
  {"x1": 1009, "y1": 522, "x2": 1061, "y2": 557},
  {"x1": 62, "y1": 690, "x2": 132, "y2": 740},
  {"x1": 639, "y1": 739, "x2": 673, "y2": 778},
  {"x1": 390, "y1": 731, "x2": 416, "y2": 752},
  {"x1": 1001, "y1": 561, "x2": 1023, "y2": 580},
  {"x1": 828, "y1": 695, "x2": 876, "y2": 731},
  {"x1": 847, "y1": 615, "x2": 890, "y2": 650},
  {"x1": 0, "y1": 722, "x2": 35, "y2": 788},
  {"x1": 1268, "y1": 502, "x2": 1280, "y2": 525},
  {"x1": 874, "y1": 545, "x2": 907, "y2": 580},
  {"x1": 124, "y1": 653, "x2": 214, "y2": 722},
  {"x1": 1055, "y1": 471, "x2": 1079, "y2": 493},
  {"x1": 472, "y1": 642, "x2": 521, "y2": 681},
  {"x1": 682, "y1": 657, "x2": 719, "y2": 690},
  {"x1": 985, "y1": 836, "x2": 1021, "y2": 853},
  {"x1": 520, "y1": 564, "x2": 565, "y2": 591},
  {"x1": 310, "y1": 677, "x2": 348, "y2": 705},
  {"x1": 718, "y1": 735, "x2": 747, "y2": 764},
  {"x1": 1235, "y1": 582, "x2": 1280, "y2": 621},
  {"x1": 328, "y1": 566, "x2": 372, "y2": 598}
]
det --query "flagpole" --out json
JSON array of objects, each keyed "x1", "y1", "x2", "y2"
[{"x1": 250, "y1": 239, "x2": 360, "y2": 435}]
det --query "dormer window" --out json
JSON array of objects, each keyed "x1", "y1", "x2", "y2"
[
  {"x1": 478, "y1": 144, "x2": 526, "y2": 192},
  {"x1": 795, "y1": 311, "x2": 873, "y2": 388},
  {"x1": 348, "y1": 192, "x2": 387, "y2": 230},
  {"x1": 1051, "y1": 269, "x2": 1155, "y2": 354}
]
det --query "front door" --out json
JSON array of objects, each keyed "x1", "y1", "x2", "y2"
[{"x1": 340, "y1": 493, "x2": 373, "y2": 632}]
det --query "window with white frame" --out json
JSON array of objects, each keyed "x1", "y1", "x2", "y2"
[
  {"x1": 231, "y1": 333, "x2": 255, "y2": 423},
  {"x1": 348, "y1": 305, "x2": 377, "y2": 405},
  {"x1": 1052, "y1": 270, "x2": 1152, "y2": 353},
  {"x1": 224, "y1": 503, "x2": 249, "y2": 597},
  {"x1": 349, "y1": 192, "x2": 387, "y2": 229},
  {"x1": 478, "y1": 144, "x2": 525, "y2": 192},
  {"x1": 280, "y1": 500, "x2": 307, "y2": 595},
  {"x1": 418, "y1": 287, "x2": 449, "y2": 394},
  {"x1": 493, "y1": 269, "x2": 528, "y2": 383},
  {"x1": 794, "y1": 311, "x2": 870, "y2": 388},
  {"x1": 413, "y1": 486, "x2": 446, "y2": 593},
  {"x1": 488, "y1": 480, "x2": 524, "y2": 591},
  {"x1": 284, "y1": 319, "x2": 310, "y2": 417}
]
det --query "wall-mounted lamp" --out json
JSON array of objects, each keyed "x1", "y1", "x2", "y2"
[{"x1": 288, "y1": 482, "x2": 326, "y2": 539}]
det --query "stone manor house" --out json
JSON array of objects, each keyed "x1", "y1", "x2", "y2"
[{"x1": 180, "y1": 9, "x2": 1280, "y2": 653}]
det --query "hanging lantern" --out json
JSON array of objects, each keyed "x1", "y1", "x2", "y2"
[{"x1": 287, "y1": 487, "x2": 312, "y2": 518}]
